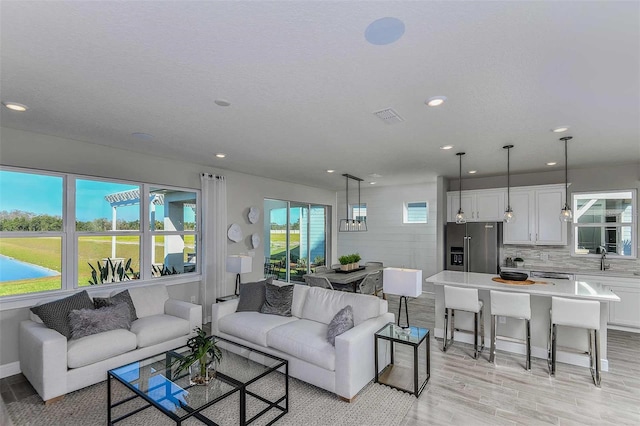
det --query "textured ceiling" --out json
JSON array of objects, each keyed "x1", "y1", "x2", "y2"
[{"x1": 1, "y1": 1, "x2": 639, "y2": 190}]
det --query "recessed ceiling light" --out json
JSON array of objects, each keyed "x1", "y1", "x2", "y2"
[
  {"x1": 426, "y1": 96, "x2": 447, "y2": 107},
  {"x1": 131, "y1": 132, "x2": 153, "y2": 140},
  {"x1": 215, "y1": 153, "x2": 226, "y2": 158},
  {"x1": 440, "y1": 145, "x2": 454, "y2": 150},
  {"x1": 468, "y1": 170, "x2": 477, "y2": 174},
  {"x1": 370, "y1": 182, "x2": 377, "y2": 185},
  {"x1": 214, "y1": 99, "x2": 231, "y2": 107},
  {"x1": 552, "y1": 126, "x2": 569, "y2": 133},
  {"x1": 2, "y1": 102, "x2": 28, "y2": 112},
  {"x1": 326, "y1": 169, "x2": 335, "y2": 173},
  {"x1": 369, "y1": 173, "x2": 382, "y2": 178},
  {"x1": 546, "y1": 162, "x2": 557, "y2": 166}
]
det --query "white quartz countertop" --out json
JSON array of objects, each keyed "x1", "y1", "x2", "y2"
[
  {"x1": 425, "y1": 271, "x2": 621, "y2": 302},
  {"x1": 501, "y1": 265, "x2": 640, "y2": 279}
]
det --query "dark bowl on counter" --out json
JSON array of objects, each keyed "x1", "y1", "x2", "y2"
[{"x1": 499, "y1": 271, "x2": 529, "y2": 281}]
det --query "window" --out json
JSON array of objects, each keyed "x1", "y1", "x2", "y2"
[
  {"x1": 264, "y1": 199, "x2": 329, "y2": 282},
  {"x1": 77, "y1": 179, "x2": 141, "y2": 286},
  {"x1": 572, "y1": 190, "x2": 636, "y2": 258},
  {"x1": 0, "y1": 169, "x2": 64, "y2": 296},
  {"x1": 350, "y1": 203, "x2": 367, "y2": 223},
  {"x1": 403, "y1": 201, "x2": 428, "y2": 224},
  {"x1": 0, "y1": 166, "x2": 200, "y2": 299},
  {"x1": 149, "y1": 187, "x2": 198, "y2": 277}
]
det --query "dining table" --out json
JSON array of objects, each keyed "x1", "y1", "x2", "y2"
[{"x1": 303, "y1": 265, "x2": 384, "y2": 292}]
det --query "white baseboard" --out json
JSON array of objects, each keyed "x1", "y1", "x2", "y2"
[
  {"x1": 433, "y1": 327, "x2": 609, "y2": 372},
  {"x1": 0, "y1": 361, "x2": 21, "y2": 379}
]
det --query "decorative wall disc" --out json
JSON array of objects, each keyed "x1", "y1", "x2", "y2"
[
  {"x1": 251, "y1": 233, "x2": 260, "y2": 248},
  {"x1": 248, "y1": 206, "x2": 260, "y2": 224},
  {"x1": 227, "y1": 223, "x2": 243, "y2": 242}
]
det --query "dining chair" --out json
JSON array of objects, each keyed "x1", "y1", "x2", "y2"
[
  {"x1": 331, "y1": 264, "x2": 341, "y2": 269},
  {"x1": 305, "y1": 275, "x2": 334, "y2": 290},
  {"x1": 358, "y1": 271, "x2": 382, "y2": 296},
  {"x1": 365, "y1": 261, "x2": 384, "y2": 268},
  {"x1": 314, "y1": 266, "x2": 330, "y2": 274}
]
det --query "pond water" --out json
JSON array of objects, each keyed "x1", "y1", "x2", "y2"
[{"x1": 0, "y1": 255, "x2": 59, "y2": 282}]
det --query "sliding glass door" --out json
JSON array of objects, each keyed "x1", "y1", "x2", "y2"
[{"x1": 264, "y1": 199, "x2": 328, "y2": 282}]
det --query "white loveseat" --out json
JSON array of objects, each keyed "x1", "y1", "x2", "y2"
[
  {"x1": 211, "y1": 282, "x2": 394, "y2": 401},
  {"x1": 19, "y1": 284, "x2": 201, "y2": 403}
]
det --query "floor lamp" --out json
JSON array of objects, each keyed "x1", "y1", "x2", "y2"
[
  {"x1": 226, "y1": 255, "x2": 252, "y2": 296},
  {"x1": 383, "y1": 268, "x2": 422, "y2": 329}
]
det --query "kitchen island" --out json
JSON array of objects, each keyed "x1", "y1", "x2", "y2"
[{"x1": 425, "y1": 271, "x2": 620, "y2": 371}]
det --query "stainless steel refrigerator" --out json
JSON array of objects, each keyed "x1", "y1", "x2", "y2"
[{"x1": 446, "y1": 222, "x2": 502, "y2": 274}]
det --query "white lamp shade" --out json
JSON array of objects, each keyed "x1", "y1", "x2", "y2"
[
  {"x1": 383, "y1": 267, "x2": 422, "y2": 297},
  {"x1": 226, "y1": 255, "x2": 252, "y2": 274}
]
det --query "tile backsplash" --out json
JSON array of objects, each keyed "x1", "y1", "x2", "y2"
[{"x1": 501, "y1": 245, "x2": 640, "y2": 274}]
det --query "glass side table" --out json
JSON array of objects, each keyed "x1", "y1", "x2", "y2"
[{"x1": 374, "y1": 322, "x2": 430, "y2": 397}]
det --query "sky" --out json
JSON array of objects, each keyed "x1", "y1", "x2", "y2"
[
  {"x1": 271, "y1": 207, "x2": 300, "y2": 226},
  {"x1": 0, "y1": 170, "x2": 195, "y2": 222}
]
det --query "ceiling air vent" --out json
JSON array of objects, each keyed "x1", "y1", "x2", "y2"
[{"x1": 373, "y1": 108, "x2": 405, "y2": 124}]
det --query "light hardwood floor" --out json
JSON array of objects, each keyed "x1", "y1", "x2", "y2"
[{"x1": 387, "y1": 294, "x2": 640, "y2": 426}]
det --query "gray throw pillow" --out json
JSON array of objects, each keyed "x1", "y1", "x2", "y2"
[
  {"x1": 30, "y1": 290, "x2": 94, "y2": 339},
  {"x1": 110, "y1": 289, "x2": 138, "y2": 321},
  {"x1": 260, "y1": 283, "x2": 294, "y2": 317},
  {"x1": 93, "y1": 297, "x2": 111, "y2": 309},
  {"x1": 236, "y1": 277, "x2": 273, "y2": 312},
  {"x1": 327, "y1": 305, "x2": 354, "y2": 346},
  {"x1": 68, "y1": 302, "x2": 132, "y2": 340}
]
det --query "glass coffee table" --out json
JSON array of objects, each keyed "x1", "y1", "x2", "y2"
[
  {"x1": 374, "y1": 323, "x2": 430, "y2": 397},
  {"x1": 108, "y1": 336, "x2": 288, "y2": 425}
]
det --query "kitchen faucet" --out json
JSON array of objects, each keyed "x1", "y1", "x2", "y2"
[{"x1": 597, "y1": 246, "x2": 610, "y2": 271}]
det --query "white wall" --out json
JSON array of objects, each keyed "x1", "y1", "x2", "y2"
[
  {"x1": 0, "y1": 127, "x2": 336, "y2": 373},
  {"x1": 337, "y1": 182, "x2": 439, "y2": 291}
]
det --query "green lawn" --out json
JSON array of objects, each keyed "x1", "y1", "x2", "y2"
[
  {"x1": 0, "y1": 235, "x2": 196, "y2": 296},
  {"x1": 269, "y1": 231, "x2": 299, "y2": 258},
  {"x1": 0, "y1": 277, "x2": 61, "y2": 297}
]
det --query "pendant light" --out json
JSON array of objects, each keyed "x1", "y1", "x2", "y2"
[
  {"x1": 503, "y1": 144, "x2": 515, "y2": 223},
  {"x1": 455, "y1": 152, "x2": 466, "y2": 224},
  {"x1": 339, "y1": 174, "x2": 367, "y2": 232},
  {"x1": 559, "y1": 136, "x2": 573, "y2": 222}
]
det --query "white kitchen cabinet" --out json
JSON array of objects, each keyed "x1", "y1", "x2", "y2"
[
  {"x1": 503, "y1": 191, "x2": 533, "y2": 244},
  {"x1": 503, "y1": 184, "x2": 567, "y2": 245},
  {"x1": 447, "y1": 190, "x2": 504, "y2": 222},
  {"x1": 608, "y1": 286, "x2": 640, "y2": 329},
  {"x1": 576, "y1": 274, "x2": 640, "y2": 331}
]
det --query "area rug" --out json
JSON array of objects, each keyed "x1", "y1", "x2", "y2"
[{"x1": 6, "y1": 376, "x2": 415, "y2": 426}]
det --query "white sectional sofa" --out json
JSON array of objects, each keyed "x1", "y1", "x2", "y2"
[
  {"x1": 211, "y1": 282, "x2": 394, "y2": 401},
  {"x1": 19, "y1": 284, "x2": 201, "y2": 403}
]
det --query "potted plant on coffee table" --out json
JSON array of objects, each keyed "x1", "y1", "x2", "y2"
[{"x1": 172, "y1": 327, "x2": 223, "y2": 385}]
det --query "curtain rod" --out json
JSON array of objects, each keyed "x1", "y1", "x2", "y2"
[{"x1": 201, "y1": 173, "x2": 225, "y2": 180}]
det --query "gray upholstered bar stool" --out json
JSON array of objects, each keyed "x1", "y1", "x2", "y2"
[
  {"x1": 548, "y1": 296, "x2": 601, "y2": 387},
  {"x1": 489, "y1": 290, "x2": 531, "y2": 370},
  {"x1": 443, "y1": 285, "x2": 484, "y2": 359}
]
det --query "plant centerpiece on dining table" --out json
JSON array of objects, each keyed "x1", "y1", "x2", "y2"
[
  {"x1": 172, "y1": 327, "x2": 222, "y2": 385},
  {"x1": 338, "y1": 253, "x2": 361, "y2": 271}
]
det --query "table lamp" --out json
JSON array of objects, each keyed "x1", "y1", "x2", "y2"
[
  {"x1": 383, "y1": 268, "x2": 422, "y2": 328},
  {"x1": 226, "y1": 255, "x2": 252, "y2": 295}
]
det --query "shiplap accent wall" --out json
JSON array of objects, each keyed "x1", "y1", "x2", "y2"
[{"x1": 337, "y1": 182, "x2": 438, "y2": 291}]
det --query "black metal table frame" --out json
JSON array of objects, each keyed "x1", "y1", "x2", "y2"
[
  {"x1": 108, "y1": 335, "x2": 288, "y2": 425},
  {"x1": 374, "y1": 323, "x2": 430, "y2": 397}
]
